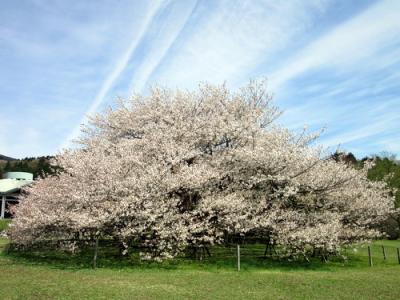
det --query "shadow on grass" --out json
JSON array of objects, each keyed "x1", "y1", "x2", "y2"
[{"x1": 1, "y1": 239, "x2": 379, "y2": 272}]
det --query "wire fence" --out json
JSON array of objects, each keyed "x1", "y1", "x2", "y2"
[{"x1": 4, "y1": 238, "x2": 400, "y2": 270}]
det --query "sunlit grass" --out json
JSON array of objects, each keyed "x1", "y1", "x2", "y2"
[
  {"x1": 0, "y1": 236, "x2": 399, "y2": 299},
  {"x1": 0, "y1": 219, "x2": 10, "y2": 232}
]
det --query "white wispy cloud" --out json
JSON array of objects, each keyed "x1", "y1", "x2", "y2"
[
  {"x1": 152, "y1": 0, "x2": 331, "y2": 89},
  {"x1": 375, "y1": 136, "x2": 400, "y2": 155},
  {"x1": 320, "y1": 114, "x2": 399, "y2": 148},
  {"x1": 264, "y1": 0, "x2": 400, "y2": 157},
  {"x1": 268, "y1": 0, "x2": 400, "y2": 91},
  {"x1": 129, "y1": 0, "x2": 198, "y2": 93},
  {"x1": 60, "y1": 0, "x2": 165, "y2": 149},
  {"x1": 2, "y1": 1, "x2": 399, "y2": 158}
]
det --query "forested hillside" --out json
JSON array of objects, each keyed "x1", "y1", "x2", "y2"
[
  {"x1": 0, "y1": 154, "x2": 16, "y2": 161},
  {"x1": 0, "y1": 156, "x2": 55, "y2": 179}
]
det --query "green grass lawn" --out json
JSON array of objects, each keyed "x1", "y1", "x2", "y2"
[
  {"x1": 0, "y1": 219, "x2": 11, "y2": 232},
  {"x1": 0, "y1": 236, "x2": 399, "y2": 299}
]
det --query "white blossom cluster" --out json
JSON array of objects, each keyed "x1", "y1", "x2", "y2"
[{"x1": 9, "y1": 81, "x2": 395, "y2": 260}]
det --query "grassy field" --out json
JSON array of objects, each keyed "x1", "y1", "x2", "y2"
[
  {"x1": 0, "y1": 219, "x2": 11, "y2": 232},
  {"x1": 0, "y1": 233, "x2": 399, "y2": 299}
]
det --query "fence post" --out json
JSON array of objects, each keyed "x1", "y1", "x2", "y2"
[
  {"x1": 93, "y1": 237, "x2": 99, "y2": 269},
  {"x1": 237, "y1": 244, "x2": 240, "y2": 272},
  {"x1": 397, "y1": 248, "x2": 400, "y2": 264},
  {"x1": 382, "y1": 245, "x2": 386, "y2": 261},
  {"x1": 368, "y1": 245, "x2": 373, "y2": 267}
]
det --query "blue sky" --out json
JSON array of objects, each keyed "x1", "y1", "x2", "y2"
[{"x1": 0, "y1": 0, "x2": 399, "y2": 159}]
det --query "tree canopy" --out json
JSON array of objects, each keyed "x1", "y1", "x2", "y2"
[{"x1": 9, "y1": 81, "x2": 395, "y2": 261}]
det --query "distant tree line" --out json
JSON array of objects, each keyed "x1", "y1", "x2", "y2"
[{"x1": 0, "y1": 156, "x2": 56, "y2": 179}]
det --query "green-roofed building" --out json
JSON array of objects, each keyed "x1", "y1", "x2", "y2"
[{"x1": 0, "y1": 172, "x2": 33, "y2": 219}]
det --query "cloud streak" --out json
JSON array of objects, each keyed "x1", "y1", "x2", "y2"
[
  {"x1": 1, "y1": 1, "x2": 399, "y2": 158},
  {"x1": 60, "y1": 1, "x2": 165, "y2": 149},
  {"x1": 152, "y1": 0, "x2": 332, "y2": 89},
  {"x1": 129, "y1": 0, "x2": 198, "y2": 93},
  {"x1": 269, "y1": 0, "x2": 400, "y2": 91}
]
